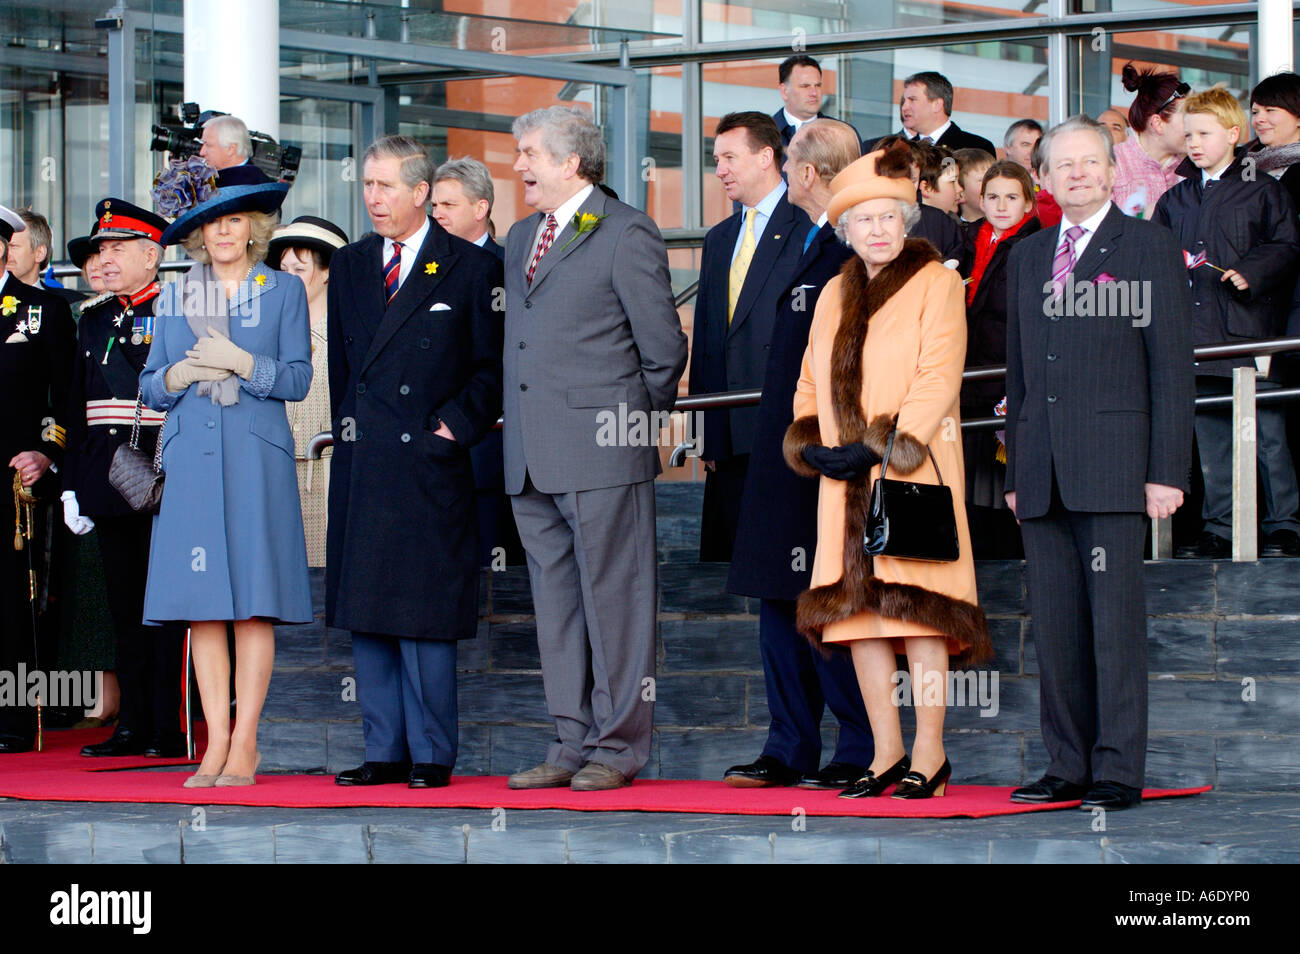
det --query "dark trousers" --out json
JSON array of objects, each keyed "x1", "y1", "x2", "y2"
[
  {"x1": 1195, "y1": 375, "x2": 1300, "y2": 538},
  {"x1": 99, "y1": 514, "x2": 183, "y2": 737},
  {"x1": 0, "y1": 504, "x2": 43, "y2": 742},
  {"x1": 352, "y1": 633, "x2": 458, "y2": 767},
  {"x1": 1020, "y1": 478, "x2": 1148, "y2": 788},
  {"x1": 699, "y1": 454, "x2": 749, "y2": 562},
  {"x1": 758, "y1": 598, "x2": 874, "y2": 772}
]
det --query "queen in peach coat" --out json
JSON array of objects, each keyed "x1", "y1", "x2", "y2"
[{"x1": 783, "y1": 143, "x2": 990, "y2": 799}]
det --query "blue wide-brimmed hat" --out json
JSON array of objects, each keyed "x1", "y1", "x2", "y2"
[{"x1": 158, "y1": 163, "x2": 289, "y2": 247}]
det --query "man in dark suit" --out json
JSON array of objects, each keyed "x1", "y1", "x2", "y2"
[
  {"x1": 0, "y1": 204, "x2": 75, "y2": 753},
  {"x1": 724, "y1": 119, "x2": 873, "y2": 789},
  {"x1": 771, "y1": 55, "x2": 860, "y2": 147},
  {"x1": 692, "y1": 111, "x2": 810, "y2": 561},
  {"x1": 866, "y1": 71, "x2": 997, "y2": 157},
  {"x1": 1004, "y1": 116, "x2": 1194, "y2": 810},
  {"x1": 432, "y1": 157, "x2": 521, "y2": 567},
  {"x1": 327, "y1": 136, "x2": 504, "y2": 790},
  {"x1": 503, "y1": 106, "x2": 687, "y2": 791}
]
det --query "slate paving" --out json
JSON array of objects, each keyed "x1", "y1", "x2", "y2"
[{"x1": 0, "y1": 792, "x2": 1296, "y2": 863}]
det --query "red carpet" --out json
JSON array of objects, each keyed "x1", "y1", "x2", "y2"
[{"x1": 0, "y1": 729, "x2": 1210, "y2": 818}]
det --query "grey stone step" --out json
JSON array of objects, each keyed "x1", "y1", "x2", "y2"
[{"x1": 1, "y1": 793, "x2": 1295, "y2": 864}]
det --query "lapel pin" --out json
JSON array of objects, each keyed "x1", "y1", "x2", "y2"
[{"x1": 425, "y1": 261, "x2": 439, "y2": 275}]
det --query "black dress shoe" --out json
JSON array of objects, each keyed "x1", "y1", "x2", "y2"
[
  {"x1": 1175, "y1": 531, "x2": 1230, "y2": 559},
  {"x1": 1010, "y1": 774, "x2": 1089, "y2": 804},
  {"x1": 892, "y1": 758, "x2": 952, "y2": 799},
  {"x1": 798, "y1": 761, "x2": 867, "y2": 790},
  {"x1": 408, "y1": 763, "x2": 452, "y2": 789},
  {"x1": 143, "y1": 732, "x2": 188, "y2": 758},
  {"x1": 0, "y1": 734, "x2": 34, "y2": 754},
  {"x1": 1261, "y1": 529, "x2": 1300, "y2": 558},
  {"x1": 723, "y1": 754, "x2": 801, "y2": 788},
  {"x1": 839, "y1": 756, "x2": 911, "y2": 799},
  {"x1": 335, "y1": 760, "x2": 412, "y2": 786},
  {"x1": 1081, "y1": 780, "x2": 1142, "y2": 810},
  {"x1": 80, "y1": 728, "x2": 146, "y2": 757}
]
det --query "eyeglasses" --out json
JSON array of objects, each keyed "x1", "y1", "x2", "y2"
[{"x1": 1154, "y1": 82, "x2": 1192, "y2": 116}]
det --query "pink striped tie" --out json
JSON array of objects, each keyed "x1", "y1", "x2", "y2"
[
  {"x1": 1050, "y1": 226, "x2": 1085, "y2": 298},
  {"x1": 384, "y1": 241, "x2": 403, "y2": 304},
  {"x1": 527, "y1": 215, "x2": 557, "y2": 287}
]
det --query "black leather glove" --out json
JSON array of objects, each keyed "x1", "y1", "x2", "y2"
[{"x1": 801, "y1": 443, "x2": 881, "y2": 480}]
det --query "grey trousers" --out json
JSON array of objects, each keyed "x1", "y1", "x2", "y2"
[{"x1": 510, "y1": 476, "x2": 657, "y2": 779}]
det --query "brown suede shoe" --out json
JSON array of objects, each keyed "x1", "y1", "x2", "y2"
[
  {"x1": 570, "y1": 762, "x2": 628, "y2": 791},
  {"x1": 507, "y1": 761, "x2": 575, "y2": 790}
]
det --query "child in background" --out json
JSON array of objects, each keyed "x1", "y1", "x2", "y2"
[
  {"x1": 953, "y1": 147, "x2": 994, "y2": 224},
  {"x1": 1153, "y1": 87, "x2": 1300, "y2": 558}
]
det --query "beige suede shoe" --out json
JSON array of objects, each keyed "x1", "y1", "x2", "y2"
[
  {"x1": 569, "y1": 762, "x2": 628, "y2": 791},
  {"x1": 507, "y1": 761, "x2": 575, "y2": 790}
]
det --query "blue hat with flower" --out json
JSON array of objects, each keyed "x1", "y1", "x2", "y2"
[{"x1": 154, "y1": 159, "x2": 289, "y2": 247}]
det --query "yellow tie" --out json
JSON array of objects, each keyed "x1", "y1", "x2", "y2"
[{"x1": 728, "y1": 208, "x2": 757, "y2": 324}]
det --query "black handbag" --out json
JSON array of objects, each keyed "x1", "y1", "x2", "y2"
[
  {"x1": 107, "y1": 389, "x2": 166, "y2": 514},
  {"x1": 863, "y1": 428, "x2": 959, "y2": 562}
]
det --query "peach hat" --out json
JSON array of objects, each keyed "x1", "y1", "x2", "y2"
[{"x1": 827, "y1": 141, "x2": 917, "y2": 224}]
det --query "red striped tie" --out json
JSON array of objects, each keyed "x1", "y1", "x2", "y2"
[
  {"x1": 526, "y1": 215, "x2": 557, "y2": 287},
  {"x1": 384, "y1": 241, "x2": 403, "y2": 304}
]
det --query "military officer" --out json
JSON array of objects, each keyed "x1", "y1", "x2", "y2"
[
  {"x1": 62, "y1": 199, "x2": 186, "y2": 758},
  {"x1": 0, "y1": 204, "x2": 76, "y2": 754}
]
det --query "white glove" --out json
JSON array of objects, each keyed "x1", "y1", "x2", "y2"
[
  {"x1": 164, "y1": 357, "x2": 233, "y2": 393},
  {"x1": 61, "y1": 490, "x2": 94, "y2": 535}
]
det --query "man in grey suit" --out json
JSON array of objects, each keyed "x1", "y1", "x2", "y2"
[
  {"x1": 1004, "y1": 116, "x2": 1193, "y2": 810},
  {"x1": 503, "y1": 106, "x2": 688, "y2": 791}
]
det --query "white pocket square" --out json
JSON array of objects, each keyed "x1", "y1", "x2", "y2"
[
  {"x1": 4, "y1": 332, "x2": 28, "y2": 344},
  {"x1": 429, "y1": 302, "x2": 452, "y2": 312}
]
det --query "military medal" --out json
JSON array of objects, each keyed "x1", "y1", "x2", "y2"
[
  {"x1": 131, "y1": 333, "x2": 143, "y2": 345},
  {"x1": 26, "y1": 305, "x2": 41, "y2": 335}
]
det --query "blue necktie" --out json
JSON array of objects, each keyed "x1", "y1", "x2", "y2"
[{"x1": 803, "y1": 224, "x2": 821, "y2": 255}]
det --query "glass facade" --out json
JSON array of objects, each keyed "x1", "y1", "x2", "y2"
[{"x1": 0, "y1": 0, "x2": 1283, "y2": 288}]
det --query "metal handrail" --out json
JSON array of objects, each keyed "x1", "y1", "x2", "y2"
[{"x1": 307, "y1": 336, "x2": 1300, "y2": 458}]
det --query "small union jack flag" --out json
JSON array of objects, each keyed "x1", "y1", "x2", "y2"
[{"x1": 1183, "y1": 249, "x2": 1207, "y2": 270}]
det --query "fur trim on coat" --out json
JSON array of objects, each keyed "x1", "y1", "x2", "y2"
[{"x1": 788, "y1": 240, "x2": 992, "y2": 666}]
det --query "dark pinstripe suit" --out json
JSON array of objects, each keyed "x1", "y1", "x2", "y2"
[{"x1": 1004, "y1": 202, "x2": 1194, "y2": 787}]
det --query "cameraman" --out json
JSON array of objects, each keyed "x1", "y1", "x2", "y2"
[{"x1": 199, "y1": 115, "x2": 251, "y2": 171}]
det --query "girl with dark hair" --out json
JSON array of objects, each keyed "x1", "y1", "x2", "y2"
[{"x1": 1113, "y1": 62, "x2": 1189, "y2": 217}]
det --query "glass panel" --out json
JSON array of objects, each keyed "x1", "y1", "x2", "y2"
[
  {"x1": 1070, "y1": 23, "x2": 1255, "y2": 121},
  {"x1": 1071, "y1": 0, "x2": 1250, "y2": 14},
  {"x1": 700, "y1": 0, "x2": 1038, "y2": 44}
]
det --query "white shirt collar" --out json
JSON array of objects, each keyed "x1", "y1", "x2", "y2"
[
  {"x1": 1202, "y1": 164, "x2": 1229, "y2": 183},
  {"x1": 913, "y1": 119, "x2": 952, "y2": 144},
  {"x1": 0, "y1": 271, "x2": 8, "y2": 297},
  {"x1": 1058, "y1": 200, "x2": 1112, "y2": 241},
  {"x1": 383, "y1": 215, "x2": 431, "y2": 287},
  {"x1": 473, "y1": 232, "x2": 490, "y2": 248},
  {"x1": 782, "y1": 107, "x2": 811, "y2": 132},
  {"x1": 544, "y1": 183, "x2": 597, "y2": 238},
  {"x1": 815, "y1": 210, "x2": 829, "y2": 229}
]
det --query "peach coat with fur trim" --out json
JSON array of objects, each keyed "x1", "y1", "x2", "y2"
[{"x1": 784, "y1": 239, "x2": 991, "y2": 664}]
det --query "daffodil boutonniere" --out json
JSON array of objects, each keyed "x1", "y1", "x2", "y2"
[
  {"x1": 254, "y1": 274, "x2": 267, "y2": 287},
  {"x1": 1, "y1": 296, "x2": 17, "y2": 317},
  {"x1": 556, "y1": 211, "x2": 607, "y2": 253},
  {"x1": 424, "y1": 261, "x2": 439, "y2": 275}
]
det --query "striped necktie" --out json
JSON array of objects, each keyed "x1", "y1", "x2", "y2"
[
  {"x1": 527, "y1": 214, "x2": 558, "y2": 286},
  {"x1": 1050, "y1": 225, "x2": 1085, "y2": 298},
  {"x1": 384, "y1": 241, "x2": 403, "y2": 304}
]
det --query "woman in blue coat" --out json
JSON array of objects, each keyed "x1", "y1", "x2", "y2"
[{"x1": 141, "y1": 163, "x2": 312, "y2": 787}]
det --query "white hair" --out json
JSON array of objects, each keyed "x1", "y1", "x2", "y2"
[
  {"x1": 835, "y1": 198, "x2": 922, "y2": 244},
  {"x1": 204, "y1": 115, "x2": 251, "y2": 159}
]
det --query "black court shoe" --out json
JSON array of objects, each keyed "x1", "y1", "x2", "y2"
[
  {"x1": 838, "y1": 755, "x2": 911, "y2": 799},
  {"x1": 892, "y1": 758, "x2": 952, "y2": 799}
]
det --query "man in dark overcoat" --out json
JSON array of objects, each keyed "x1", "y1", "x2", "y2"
[
  {"x1": 1004, "y1": 117, "x2": 1193, "y2": 810},
  {"x1": 326, "y1": 136, "x2": 503, "y2": 789},
  {"x1": 0, "y1": 205, "x2": 75, "y2": 753},
  {"x1": 724, "y1": 119, "x2": 873, "y2": 790}
]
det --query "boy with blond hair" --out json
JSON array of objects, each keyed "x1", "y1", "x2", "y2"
[{"x1": 1154, "y1": 88, "x2": 1300, "y2": 557}]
